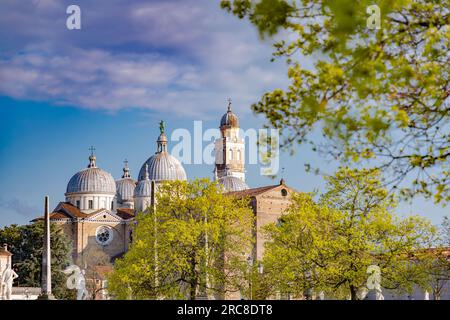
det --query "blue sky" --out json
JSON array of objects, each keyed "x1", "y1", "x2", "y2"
[{"x1": 0, "y1": 0, "x2": 447, "y2": 227}]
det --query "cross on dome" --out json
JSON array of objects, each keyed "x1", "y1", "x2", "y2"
[
  {"x1": 122, "y1": 159, "x2": 131, "y2": 178},
  {"x1": 88, "y1": 146, "x2": 97, "y2": 168}
]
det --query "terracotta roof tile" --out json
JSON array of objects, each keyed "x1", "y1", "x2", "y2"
[
  {"x1": 93, "y1": 265, "x2": 113, "y2": 279},
  {"x1": 32, "y1": 202, "x2": 88, "y2": 222},
  {"x1": 116, "y1": 208, "x2": 135, "y2": 220},
  {"x1": 59, "y1": 202, "x2": 89, "y2": 218},
  {"x1": 0, "y1": 245, "x2": 12, "y2": 256},
  {"x1": 226, "y1": 184, "x2": 280, "y2": 198}
]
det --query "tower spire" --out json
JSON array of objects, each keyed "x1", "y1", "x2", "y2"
[
  {"x1": 216, "y1": 100, "x2": 245, "y2": 182},
  {"x1": 122, "y1": 159, "x2": 131, "y2": 178},
  {"x1": 88, "y1": 146, "x2": 96, "y2": 168}
]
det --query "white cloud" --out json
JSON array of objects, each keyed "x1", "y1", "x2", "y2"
[{"x1": 0, "y1": 0, "x2": 288, "y2": 117}]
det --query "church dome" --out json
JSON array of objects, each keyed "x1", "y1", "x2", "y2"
[
  {"x1": 220, "y1": 101, "x2": 239, "y2": 128},
  {"x1": 218, "y1": 176, "x2": 249, "y2": 192},
  {"x1": 134, "y1": 164, "x2": 152, "y2": 197},
  {"x1": 66, "y1": 153, "x2": 116, "y2": 195},
  {"x1": 139, "y1": 152, "x2": 187, "y2": 182},
  {"x1": 116, "y1": 161, "x2": 136, "y2": 203},
  {"x1": 138, "y1": 124, "x2": 187, "y2": 182},
  {"x1": 134, "y1": 179, "x2": 152, "y2": 197}
]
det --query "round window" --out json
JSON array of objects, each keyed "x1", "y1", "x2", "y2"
[
  {"x1": 96, "y1": 226, "x2": 113, "y2": 245},
  {"x1": 281, "y1": 188, "x2": 288, "y2": 197}
]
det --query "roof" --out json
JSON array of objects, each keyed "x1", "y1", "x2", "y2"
[
  {"x1": 116, "y1": 208, "x2": 135, "y2": 220},
  {"x1": 32, "y1": 202, "x2": 105, "y2": 222},
  {"x1": 227, "y1": 184, "x2": 281, "y2": 198},
  {"x1": 0, "y1": 248, "x2": 12, "y2": 256},
  {"x1": 227, "y1": 180, "x2": 296, "y2": 198},
  {"x1": 92, "y1": 265, "x2": 114, "y2": 279}
]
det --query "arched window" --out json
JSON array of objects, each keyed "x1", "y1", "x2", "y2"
[
  {"x1": 237, "y1": 149, "x2": 241, "y2": 161},
  {"x1": 229, "y1": 148, "x2": 233, "y2": 160}
]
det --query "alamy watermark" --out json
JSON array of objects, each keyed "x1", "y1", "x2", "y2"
[
  {"x1": 66, "y1": 5, "x2": 81, "y2": 30},
  {"x1": 367, "y1": 5, "x2": 381, "y2": 30}
]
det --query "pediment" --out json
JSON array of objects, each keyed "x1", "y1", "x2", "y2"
[{"x1": 85, "y1": 210, "x2": 124, "y2": 222}]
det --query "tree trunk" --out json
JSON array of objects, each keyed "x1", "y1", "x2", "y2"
[
  {"x1": 190, "y1": 281, "x2": 197, "y2": 300},
  {"x1": 350, "y1": 285, "x2": 358, "y2": 300},
  {"x1": 189, "y1": 254, "x2": 197, "y2": 300}
]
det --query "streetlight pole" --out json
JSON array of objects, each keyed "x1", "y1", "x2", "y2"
[{"x1": 247, "y1": 255, "x2": 253, "y2": 300}]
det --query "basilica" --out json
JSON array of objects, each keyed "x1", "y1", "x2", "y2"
[{"x1": 36, "y1": 103, "x2": 296, "y2": 271}]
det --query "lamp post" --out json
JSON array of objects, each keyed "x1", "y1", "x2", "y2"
[
  {"x1": 247, "y1": 255, "x2": 253, "y2": 300},
  {"x1": 304, "y1": 270, "x2": 313, "y2": 300}
]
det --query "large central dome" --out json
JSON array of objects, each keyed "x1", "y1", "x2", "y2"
[
  {"x1": 138, "y1": 123, "x2": 187, "y2": 182},
  {"x1": 138, "y1": 152, "x2": 187, "y2": 181}
]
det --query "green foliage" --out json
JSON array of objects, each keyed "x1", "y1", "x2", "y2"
[
  {"x1": 416, "y1": 216, "x2": 450, "y2": 299},
  {"x1": 108, "y1": 178, "x2": 254, "y2": 299},
  {"x1": 0, "y1": 222, "x2": 74, "y2": 299},
  {"x1": 261, "y1": 168, "x2": 436, "y2": 299},
  {"x1": 221, "y1": 0, "x2": 450, "y2": 203}
]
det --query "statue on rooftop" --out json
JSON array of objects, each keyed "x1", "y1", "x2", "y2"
[{"x1": 159, "y1": 120, "x2": 165, "y2": 134}]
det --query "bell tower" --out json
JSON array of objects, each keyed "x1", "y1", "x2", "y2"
[{"x1": 214, "y1": 99, "x2": 245, "y2": 182}]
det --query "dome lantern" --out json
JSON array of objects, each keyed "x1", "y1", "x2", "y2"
[
  {"x1": 122, "y1": 159, "x2": 131, "y2": 178},
  {"x1": 138, "y1": 121, "x2": 187, "y2": 182}
]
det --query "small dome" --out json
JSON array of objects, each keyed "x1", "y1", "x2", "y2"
[
  {"x1": 218, "y1": 176, "x2": 249, "y2": 192},
  {"x1": 66, "y1": 154, "x2": 116, "y2": 194},
  {"x1": 134, "y1": 179, "x2": 152, "y2": 197},
  {"x1": 116, "y1": 178, "x2": 136, "y2": 203},
  {"x1": 220, "y1": 101, "x2": 239, "y2": 128},
  {"x1": 134, "y1": 164, "x2": 152, "y2": 197},
  {"x1": 116, "y1": 160, "x2": 136, "y2": 203}
]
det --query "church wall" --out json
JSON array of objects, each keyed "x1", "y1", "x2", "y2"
[
  {"x1": 54, "y1": 216, "x2": 133, "y2": 266},
  {"x1": 254, "y1": 186, "x2": 293, "y2": 261},
  {"x1": 59, "y1": 219, "x2": 128, "y2": 264},
  {"x1": 81, "y1": 222, "x2": 127, "y2": 262}
]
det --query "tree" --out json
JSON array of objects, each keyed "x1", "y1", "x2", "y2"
[
  {"x1": 261, "y1": 168, "x2": 436, "y2": 299},
  {"x1": 108, "y1": 179, "x2": 254, "y2": 299},
  {"x1": 76, "y1": 246, "x2": 112, "y2": 300},
  {"x1": 419, "y1": 216, "x2": 450, "y2": 299},
  {"x1": 221, "y1": 0, "x2": 449, "y2": 203},
  {"x1": 0, "y1": 222, "x2": 74, "y2": 299}
]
